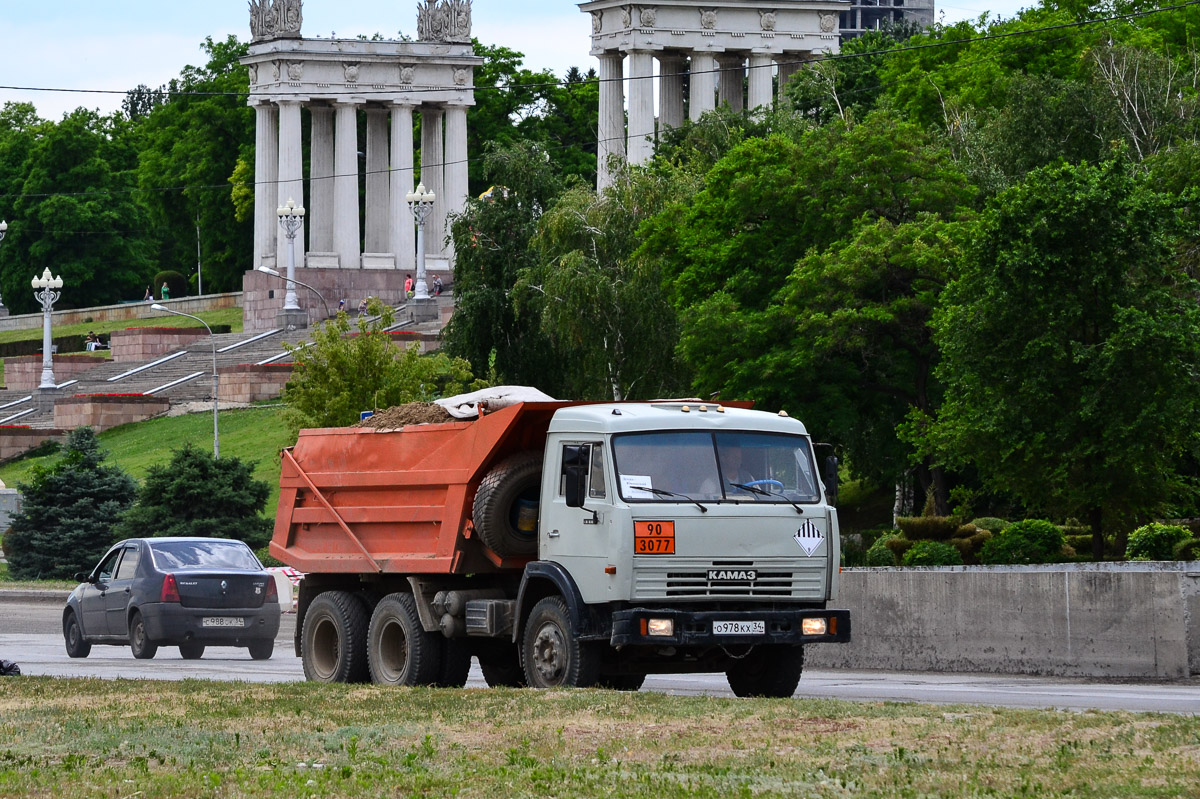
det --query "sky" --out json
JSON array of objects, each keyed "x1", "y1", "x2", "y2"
[{"x1": 1, "y1": 0, "x2": 1035, "y2": 121}]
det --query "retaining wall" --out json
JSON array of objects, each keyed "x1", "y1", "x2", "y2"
[
  {"x1": 0, "y1": 293, "x2": 241, "y2": 334},
  {"x1": 5, "y1": 354, "x2": 108, "y2": 391},
  {"x1": 110, "y1": 327, "x2": 210, "y2": 362},
  {"x1": 0, "y1": 427, "x2": 69, "y2": 462},
  {"x1": 219, "y1": 363, "x2": 294, "y2": 403},
  {"x1": 53, "y1": 394, "x2": 171, "y2": 432},
  {"x1": 806, "y1": 563, "x2": 1200, "y2": 679}
]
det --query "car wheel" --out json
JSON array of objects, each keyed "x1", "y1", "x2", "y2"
[
  {"x1": 301, "y1": 590, "x2": 369, "y2": 683},
  {"x1": 248, "y1": 639, "x2": 274, "y2": 660},
  {"x1": 129, "y1": 611, "x2": 158, "y2": 660},
  {"x1": 63, "y1": 610, "x2": 91, "y2": 659},
  {"x1": 521, "y1": 596, "x2": 600, "y2": 689},
  {"x1": 367, "y1": 592, "x2": 442, "y2": 686},
  {"x1": 179, "y1": 643, "x2": 205, "y2": 660}
]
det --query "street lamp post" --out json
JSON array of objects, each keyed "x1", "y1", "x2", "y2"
[
  {"x1": 405, "y1": 183, "x2": 435, "y2": 301},
  {"x1": 152, "y1": 304, "x2": 219, "y2": 459},
  {"x1": 31, "y1": 267, "x2": 62, "y2": 390},
  {"x1": 256, "y1": 265, "x2": 331, "y2": 321},
  {"x1": 276, "y1": 198, "x2": 304, "y2": 311},
  {"x1": 0, "y1": 220, "x2": 8, "y2": 314}
]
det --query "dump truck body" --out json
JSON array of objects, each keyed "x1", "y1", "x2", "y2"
[{"x1": 272, "y1": 400, "x2": 851, "y2": 695}]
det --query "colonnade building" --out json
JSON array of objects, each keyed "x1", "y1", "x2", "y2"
[
  {"x1": 240, "y1": 0, "x2": 478, "y2": 329},
  {"x1": 579, "y1": 0, "x2": 848, "y2": 189}
]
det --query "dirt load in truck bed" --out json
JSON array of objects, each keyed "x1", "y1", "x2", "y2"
[{"x1": 355, "y1": 402, "x2": 455, "y2": 429}]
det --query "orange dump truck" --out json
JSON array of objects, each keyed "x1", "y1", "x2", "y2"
[{"x1": 271, "y1": 400, "x2": 850, "y2": 695}]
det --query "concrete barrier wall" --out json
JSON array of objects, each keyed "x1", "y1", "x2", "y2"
[
  {"x1": 0, "y1": 293, "x2": 241, "y2": 334},
  {"x1": 806, "y1": 563, "x2": 1200, "y2": 679}
]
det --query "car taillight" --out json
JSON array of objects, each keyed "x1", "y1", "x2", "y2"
[
  {"x1": 161, "y1": 573, "x2": 181, "y2": 603},
  {"x1": 264, "y1": 577, "x2": 278, "y2": 602}
]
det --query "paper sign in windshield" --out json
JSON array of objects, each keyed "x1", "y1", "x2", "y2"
[
  {"x1": 793, "y1": 520, "x2": 824, "y2": 556},
  {"x1": 621, "y1": 474, "x2": 655, "y2": 499}
]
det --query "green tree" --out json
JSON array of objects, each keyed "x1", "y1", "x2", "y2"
[
  {"x1": 521, "y1": 168, "x2": 688, "y2": 400},
  {"x1": 918, "y1": 160, "x2": 1200, "y2": 558},
  {"x1": 443, "y1": 142, "x2": 567, "y2": 393},
  {"x1": 114, "y1": 443, "x2": 272, "y2": 548},
  {"x1": 7, "y1": 428, "x2": 138, "y2": 580},
  {"x1": 282, "y1": 301, "x2": 482, "y2": 430},
  {"x1": 134, "y1": 36, "x2": 254, "y2": 294}
]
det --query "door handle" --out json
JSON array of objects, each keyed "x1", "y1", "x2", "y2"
[
  {"x1": 124, "y1": 587, "x2": 131, "y2": 594},
  {"x1": 548, "y1": 529, "x2": 560, "y2": 538}
]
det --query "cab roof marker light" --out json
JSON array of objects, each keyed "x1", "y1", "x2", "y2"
[
  {"x1": 778, "y1": 410, "x2": 789, "y2": 417},
  {"x1": 681, "y1": 405, "x2": 690, "y2": 413},
  {"x1": 699, "y1": 404, "x2": 708, "y2": 412},
  {"x1": 716, "y1": 405, "x2": 725, "y2": 413}
]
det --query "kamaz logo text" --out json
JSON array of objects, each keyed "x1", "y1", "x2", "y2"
[{"x1": 707, "y1": 569, "x2": 757, "y2": 581}]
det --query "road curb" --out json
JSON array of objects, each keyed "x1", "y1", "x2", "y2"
[{"x1": 0, "y1": 588, "x2": 70, "y2": 604}]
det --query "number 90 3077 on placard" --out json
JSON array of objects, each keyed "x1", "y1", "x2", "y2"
[{"x1": 634, "y1": 520, "x2": 675, "y2": 554}]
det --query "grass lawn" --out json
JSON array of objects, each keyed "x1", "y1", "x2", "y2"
[
  {"x1": 0, "y1": 404, "x2": 294, "y2": 518},
  {"x1": 0, "y1": 679, "x2": 1196, "y2": 798}
]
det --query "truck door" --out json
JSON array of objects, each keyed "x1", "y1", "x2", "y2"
[{"x1": 540, "y1": 441, "x2": 613, "y2": 603}]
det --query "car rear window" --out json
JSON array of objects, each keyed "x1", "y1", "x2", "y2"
[{"x1": 150, "y1": 540, "x2": 261, "y2": 571}]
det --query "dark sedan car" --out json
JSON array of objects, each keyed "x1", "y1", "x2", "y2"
[{"x1": 63, "y1": 537, "x2": 281, "y2": 660}]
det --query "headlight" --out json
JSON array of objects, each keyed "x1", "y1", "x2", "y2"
[
  {"x1": 801, "y1": 618, "x2": 827, "y2": 636},
  {"x1": 647, "y1": 618, "x2": 674, "y2": 636}
]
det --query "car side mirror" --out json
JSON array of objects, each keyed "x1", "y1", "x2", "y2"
[
  {"x1": 822, "y1": 455, "x2": 840, "y2": 507},
  {"x1": 74, "y1": 571, "x2": 93, "y2": 583}
]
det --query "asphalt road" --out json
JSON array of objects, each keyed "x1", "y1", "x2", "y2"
[{"x1": 4, "y1": 598, "x2": 1197, "y2": 713}]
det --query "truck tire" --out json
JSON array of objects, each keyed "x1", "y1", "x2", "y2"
[
  {"x1": 434, "y1": 638, "x2": 472, "y2": 688},
  {"x1": 302, "y1": 590, "x2": 369, "y2": 683},
  {"x1": 725, "y1": 645, "x2": 804, "y2": 698},
  {"x1": 521, "y1": 596, "x2": 600, "y2": 688},
  {"x1": 478, "y1": 642, "x2": 526, "y2": 688},
  {"x1": 367, "y1": 593, "x2": 443, "y2": 687},
  {"x1": 473, "y1": 452, "x2": 542, "y2": 557}
]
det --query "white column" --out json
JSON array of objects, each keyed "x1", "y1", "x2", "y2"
[
  {"x1": 309, "y1": 106, "x2": 334, "y2": 253},
  {"x1": 276, "y1": 99, "x2": 305, "y2": 268},
  {"x1": 334, "y1": 101, "x2": 361, "y2": 270},
  {"x1": 747, "y1": 54, "x2": 774, "y2": 112},
  {"x1": 627, "y1": 49, "x2": 655, "y2": 165},
  {"x1": 390, "y1": 103, "x2": 416, "y2": 274},
  {"x1": 597, "y1": 52, "x2": 626, "y2": 190},
  {"x1": 659, "y1": 55, "x2": 685, "y2": 131},
  {"x1": 443, "y1": 104, "x2": 469, "y2": 262},
  {"x1": 689, "y1": 52, "x2": 717, "y2": 122},
  {"x1": 777, "y1": 55, "x2": 803, "y2": 104},
  {"x1": 718, "y1": 55, "x2": 745, "y2": 112},
  {"x1": 365, "y1": 107, "x2": 390, "y2": 254},
  {"x1": 253, "y1": 101, "x2": 278, "y2": 268},
  {"x1": 420, "y1": 107, "x2": 445, "y2": 256}
]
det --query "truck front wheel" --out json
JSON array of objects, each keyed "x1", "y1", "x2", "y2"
[
  {"x1": 725, "y1": 645, "x2": 805, "y2": 698},
  {"x1": 302, "y1": 591, "x2": 369, "y2": 683},
  {"x1": 367, "y1": 593, "x2": 443, "y2": 687},
  {"x1": 521, "y1": 597, "x2": 600, "y2": 688}
]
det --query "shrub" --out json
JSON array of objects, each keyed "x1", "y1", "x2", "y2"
[
  {"x1": 902, "y1": 540, "x2": 964, "y2": 567},
  {"x1": 971, "y1": 517, "x2": 1010, "y2": 534},
  {"x1": 979, "y1": 519, "x2": 1065, "y2": 565},
  {"x1": 153, "y1": 270, "x2": 188, "y2": 300},
  {"x1": 865, "y1": 535, "x2": 900, "y2": 567},
  {"x1": 884, "y1": 536, "x2": 915, "y2": 560},
  {"x1": 1126, "y1": 523, "x2": 1191, "y2": 561},
  {"x1": 1173, "y1": 538, "x2": 1200, "y2": 561},
  {"x1": 896, "y1": 516, "x2": 960, "y2": 541},
  {"x1": 255, "y1": 545, "x2": 284, "y2": 568},
  {"x1": 948, "y1": 528, "x2": 991, "y2": 564}
]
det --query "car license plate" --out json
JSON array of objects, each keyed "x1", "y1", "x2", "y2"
[
  {"x1": 201, "y1": 617, "x2": 245, "y2": 628},
  {"x1": 713, "y1": 620, "x2": 765, "y2": 635}
]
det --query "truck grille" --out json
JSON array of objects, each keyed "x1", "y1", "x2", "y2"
[{"x1": 632, "y1": 558, "x2": 827, "y2": 600}]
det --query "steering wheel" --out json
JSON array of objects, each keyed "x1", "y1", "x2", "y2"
[{"x1": 743, "y1": 479, "x2": 784, "y2": 490}]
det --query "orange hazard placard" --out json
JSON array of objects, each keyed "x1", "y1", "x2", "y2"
[{"x1": 634, "y1": 520, "x2": 675, "y2": 555}]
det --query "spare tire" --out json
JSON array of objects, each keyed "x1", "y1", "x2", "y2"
[{"x1": 473, "y1": 451, "x2": 543, "y2": 557}]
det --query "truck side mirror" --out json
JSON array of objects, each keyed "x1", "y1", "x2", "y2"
[
  {"x1": 823, "y1": 455, "x2": 840, "y2": 507},
  {"x1": 562, "y1": 445, "x2": 589, "y2": 509}
]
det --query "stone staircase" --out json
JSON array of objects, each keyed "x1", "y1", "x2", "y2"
[{"x1": 0, "y1": 300, "x2": 445, "y2": 430}]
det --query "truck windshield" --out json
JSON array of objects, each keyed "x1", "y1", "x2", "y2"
[{"x1": 612, "y1": 431, "x2": 820, "y2": 504}]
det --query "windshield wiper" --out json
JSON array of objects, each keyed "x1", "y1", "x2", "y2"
[
  {"x1": 728, "y1": 482, "x2": 804, "y2": 514},
  {"x1": 630, "y1": 486, "x2": 709, "y2": 513}
]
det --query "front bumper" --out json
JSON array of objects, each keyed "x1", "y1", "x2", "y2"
[
  {"x1": 141, "y1": 602, "x2": 281, "y2": 645},
  {"x1": 610, "y1": 607, "x2": 850, "y2": 647}
]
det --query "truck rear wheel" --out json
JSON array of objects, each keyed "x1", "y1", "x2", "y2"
[
  {"x1": 725, "y1": 645, "x2": 804, "y2": 698},
  {"x1": 473, "y1": 452, "x2": 542, "y2": 557},
  {"x1": 434, "y1": 638, "x2": 472, "y2": 688},
  {"x1": 367, "y1": 593, "x2": 443, "y2": 687},
  {"x1": 302, "y1": 590, "x2": 369, "y2": 683},
  {"x1": 521, "y1": 596, "x2": 600, "y2": 689},
  {"x1": 597, "y1": 673, "x2": 646, "y2": 691}
]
